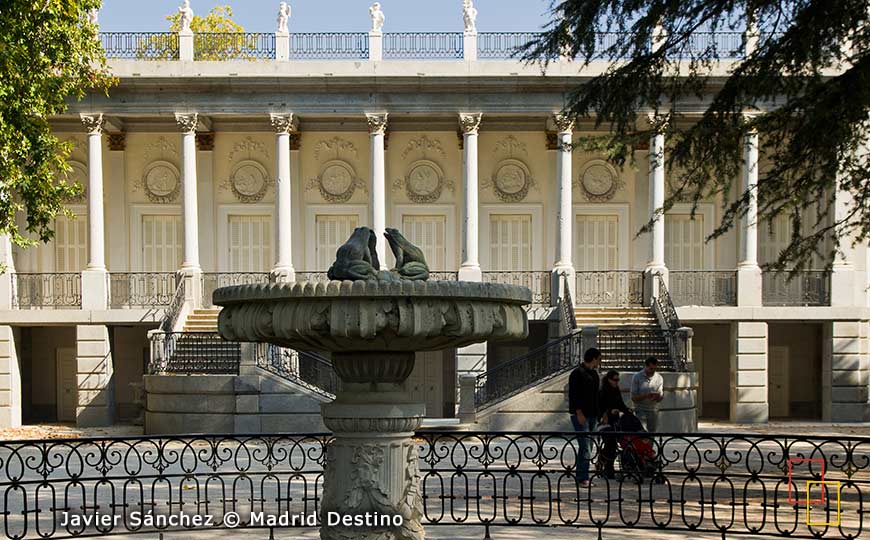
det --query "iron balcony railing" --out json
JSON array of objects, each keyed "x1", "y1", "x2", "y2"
[
  {"x1": 575, "y1": 270, "x2": 644, "y2": 306},
  {"x1": 100, "y1": 31, "x2": 179, "y2": 59},
  {"x1": 762, "y1": 270, "x2": 831, "y2": 306},
  {"x1": 288, "y1": 32, "x2": 369, "y2": 59},
  {"x1": 202, "y1": 272, "x2": 272, "y2": 307},
  {"x1": 148, "y1": 331, "x2": 240, "y2": 375},
  {"x1": 384, "y1": 32, "x2": 463, "y2": 59},
  {"x1": 255, "y1": 343, "x2": 339, "y2": 398},
  {"x1": 2, "y1": 431, "x2": 866, "y2": 538},
  {"x1": 193, "y1": 32, "x2": 276, "y2": 60},
  {"x1": 475, "y1": 332, "x2": 581, "y2": 408},
  {"x1": 482, "y1": 271, "x2": 551, "y2": 306},
  {"x1": 669, "y1": 270, "x2": 737, "y2": 306},
  {"x1": 108, "y1": 272, "x2": 177, "y2": 309},
  {"x1": 11, "y1": 273, "x2": 82, "y2": 309}
]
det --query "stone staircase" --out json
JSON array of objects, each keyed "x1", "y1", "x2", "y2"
[
  {"x1": 574, "y1": 306, "x2": 672, "y2": 370},
  {"x1": 182, "y1": 308, "x2": 220, "y2": 332},
  {"x1": 574, "y1": 306, "x2": 658, "y2": 329}
]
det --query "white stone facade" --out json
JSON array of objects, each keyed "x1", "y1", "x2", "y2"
[{"x1": 0, "y1": 29, "x2": 867, "y2": 429}]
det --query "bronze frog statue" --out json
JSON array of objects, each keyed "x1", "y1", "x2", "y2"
[
  {"x1": 385, "y1": 227, "x2": 429, "y2": 281},
  {"x1": 326, "y1": 226, "x2": 381, "y2": 281}
]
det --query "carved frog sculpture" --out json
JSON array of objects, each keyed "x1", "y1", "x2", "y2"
[
  {"x1": 327, "y1": 226, "x2": 381, "y2": 281},
  {"x1": 385, "y1": 227, "x2": 429, "y2": 281}
]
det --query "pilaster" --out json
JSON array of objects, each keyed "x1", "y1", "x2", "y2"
[
  {"x1": 823, "y1": 321, "x2": 868, "y2": 422},
  {"x1": 276, "y1": 32, "x2": 290, "y2": 61},
  {"x1": 369, "y1": 32, "x2": 383, "y2": 62},
  {"x1": 0, "y1": 326, "x2": 22, "y2": 428},
  {"x1": 106, "y1": 132, "x2": 128, "y2": 272},
  {"x1": 729, "y1": 321, "x2": 768, "y2": 423},
  {"x1": 0, "y1": 235, "x2": 14, "y2": 310},
  {"x1": 76, "y1": 325, "x2": 115, "y2": 427},
  {"x1": 196, "y1": 131, "x2": 216, "y2": 272},
  {"x1": 463, "y1": 32, "x2": 477, "y2": 61},
  {"x1": 179, "y1": 30, "x2": 193, "y2": 61}
]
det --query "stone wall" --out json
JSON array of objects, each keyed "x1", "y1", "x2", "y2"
[{"x1": 144, "y1": 371, "x2": 329, "y2": 434}]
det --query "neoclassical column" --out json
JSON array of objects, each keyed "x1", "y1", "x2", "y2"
[
  {"x1": 175, "y1": 113, "x2": 201, "y2": 273},
  {"x1": 644, "y1": 113, "x2": 668, "y2": 300},
  {"x1": 459, "y1": 113, "x2": 483, "y2": 282},
  {"x1": 271, "y1": 113, "x2": 298, "y2": 282},
  {"x1": 81, "y1": 114, "x2": 106, "y2": 272},
  {"x1": 552, "y1": 114, "x2": 575, "y2": 300},
  {"x1": 737, "y1": 122, "x2": 762, "y2": 306},
  {"x1": 366, "y1": 113, "x2": 389, "y2": 269}
]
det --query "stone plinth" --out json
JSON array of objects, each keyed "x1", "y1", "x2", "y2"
[{"x1": 215, "y1": 278, "x2": 530, "y2": 539}]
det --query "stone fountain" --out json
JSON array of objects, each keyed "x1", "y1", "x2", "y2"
[{"x1": 214, "y1": 226, "x2": 529, "y2": 540}]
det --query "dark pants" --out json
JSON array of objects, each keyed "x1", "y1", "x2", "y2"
[{"x1": 570, "y1": 415, "x2": 597, "y2": 483}]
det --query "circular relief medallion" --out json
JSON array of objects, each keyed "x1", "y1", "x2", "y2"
[
  {"x1": 580, "y1": 160, "x2": 620, "y2": 202},
  {"x1": 231, "y1": 160, "x2": 269, "y2": 203},
  {"x1": 493, "y1": 159, "x2": 533, "y2": 202},
  {"x1": 142, "y1": 161, "x2": 180, "y2": 203},
  {"x1": 318, "y1": 160, "x2": 358, "y2": 203},
  {"x1": 405, "y1": 160, "x2": 443, "y2": 203}
]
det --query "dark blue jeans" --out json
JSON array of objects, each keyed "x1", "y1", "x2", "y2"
[{"x1": 571, "y1": 415, "x2": 597, "y2": 483}]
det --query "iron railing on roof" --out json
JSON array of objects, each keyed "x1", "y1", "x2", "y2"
[
  {"x1": 100, "y1": 32, "x2": 179, "y2": 60},
  {"x1": 288, "y1": 32, "x2": 369, "y2": 59},
  {"x1": 193, "y1": 32, "x2": 276, "y2": 60},
  {"x1": 383, "y1": 32, "x2": 463, "y2": 59}
]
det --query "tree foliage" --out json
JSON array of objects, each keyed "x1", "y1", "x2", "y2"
[
  {"x1": 168, "y1": 5, "x2": 253, "y2": 61},
  {"x1": 0, "y1": 0, "x2": 112, "y2": 252},
  {"x1": 528, "y1": 0, "x2": 870, "y2": 270}
]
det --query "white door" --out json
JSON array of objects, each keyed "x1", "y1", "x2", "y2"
[
  {"x1": 769, "y1": 346, "x2": 790, "y2": 417},
  {"x1": 408, "y1": 351, "x2": 443, "y2": 418},
  {"x1": 315, "y1": 215, "x2": 359, "y2": 270},
  {"x1": 574, "y1": 214, "x2": 619, "y2": 271},
  {"x1": 228, "y1": 215, "x2": 272, "y2": 272},
  {"x1": 489, "y1": 214, "x2": 532, "y2": 271},
  {"x1": 665, "y1": 214, "x2": 705, "y2": 271},
  {"x1": 56, "y1": 348, "x2": 77, "y2": 422},
  {"x1": 142, "y1": 215, "x2": 182, "y2": 272},
  {"x1": 401, "y1": 215, "x2": 447, "y2": 270},
  {"x1": 54, "y1": 215, "x2": 87, "y2": 272}
]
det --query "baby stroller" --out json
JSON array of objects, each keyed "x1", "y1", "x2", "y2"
[{"x1": 598, "y1": 412, "x2": 662, "y2": 481}]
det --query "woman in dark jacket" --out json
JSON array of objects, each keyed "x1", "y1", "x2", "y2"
[{"x1": 598, "y1": 370, "x2": 630, "y2": 478}]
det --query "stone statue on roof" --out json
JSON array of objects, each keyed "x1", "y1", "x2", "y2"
[
  {"x1": 277, "y1": 2, "x2": 291, "y2": 34},
  {"x1": 87, "y1": 8, "x2": 99, "y2": 26},
  {"x1": 369, "y1": 2, "x2": 385, "y2": 33},
  {"x1": 463, "y1": 0, "x2": 478, "y2": 34},
  {"x1": 178, "y1": 0, "x2": 194, "y2": 33}
]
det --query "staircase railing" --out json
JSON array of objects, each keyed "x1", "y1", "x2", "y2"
[
  {"x1": 474, "y1": 332, "x2": 582, "y2": 409},
  {"x1": 160, "y1": 278, "x2": 186, "y2": 332},
  {"x1": 653, "y1": 272, "x2": 690, "y2": 371},
  {"x1": 255, "y1": 343, "x2": 338, "y2": 399},
  {"x1": 558, "y1": 272, "x2": 577, "y2": 334}
]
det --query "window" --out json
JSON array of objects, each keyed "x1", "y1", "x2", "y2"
[
  {"x1": 489, "y1": 214, "x2": 532, "y2": 271},
  {"x1": 315, "y1": 214, "x2": 358, "y2": 270},
  {"x1": 228, "y1": 215, "x2": 272, "y2": 272},
  {"x1": 401, "y1": 215, "x2": 447, "y2": 270},
  {"x1": 142, "y1": 215, "x2": 182, "y2": 272},
  {"x1": 574, "y1": 214, "x2": 619, "y2": 271},
  {"x1": 54, "y1": 214, "x2": 87, "y2": 272},
  {"x1": 665, "y1": 214, "x2": 705, "y2": 270}
]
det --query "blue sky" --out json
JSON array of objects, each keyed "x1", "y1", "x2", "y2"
[{"x1": 98, "y1": 0, "x2": 557, "y2": 32}]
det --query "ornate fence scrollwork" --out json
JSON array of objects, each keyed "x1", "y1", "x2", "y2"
[
  {"x1": 11, "y1": 273, "x2": 82, "y2": 309},
  {"x1": 482, "y1": 271, "x2": 551, "y2": 307},
  {"x1": 201, "y1": 272, "x2": 272, "y2": 308},
  {"x1": 109, "y1": 272, "x2": 177, "y2": 309},
  {"x1": 574, "y1": 271, "x2": 644, "y2": 306}
]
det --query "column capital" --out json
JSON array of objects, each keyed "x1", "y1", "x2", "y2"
[
  {"x1": 289, "y1": 133, "x2": 301, "y2": 150},
  {"x1": 175, "y1": 113, "x2": 198, "y2": 134},
  {"x1": 458, "y1": 113, "x2": 482, "y2": 135},
  {"x1": 270, "y1": 113, "x2": 299, "y2": 134},
  {"x1": 365, "y1": 113, "x2": 389, "y2": 135},
  {"x1": 80, "y1": 114, "x2": 105, "y2": 135},
  {"x1": 552, "y1": 113, "x2": 574, "y2": 134},
  {"x1": 645, "y1": 112, "x2": 670, "y2": 134},
  {"x1": 195, "y1": 132, "x2": 215, "y2": 151},
  {"x1": 106, "y1": 132, "x2": 126, "y2": 151}
]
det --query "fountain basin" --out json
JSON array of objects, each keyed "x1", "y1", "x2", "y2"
[{"x1": 214, "y1": 279, "x2": 530, "y2": 354}]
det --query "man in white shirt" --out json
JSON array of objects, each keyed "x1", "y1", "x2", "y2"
[{"x1": 631, "y1": 356, "x2": 664, "y2": 432}]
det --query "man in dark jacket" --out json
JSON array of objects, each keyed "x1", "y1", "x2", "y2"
[{"x1": 568, "y1": 347, "x2": 601, "y2": 486}]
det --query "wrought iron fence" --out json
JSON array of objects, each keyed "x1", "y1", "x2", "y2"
[
  {"x1": 108, "y1": 272, "x2": 177, "y2": 309},
  {"x1": 681, "y1": 31, "x2": 744, "y2": 58},
  {"x1": 11, "y1": 273, "x2": 82, "y2": 309},
  {"x1": 762, "y1": 271, "x2": 831, "y2": 306},
  {"x1": 255, "y1": 343, "x2": 338, "y2": 398},
  {"x1": 475, "y1": 332, "x2": 582, "y2": 408},
  {"x1": 478, "y1": 32, "x2": 544, "y2": 59},
  {"x1": 288, "y1": 32, "x2": 369, "y2": 59},
  {"x1": 202, "y1": 272, "x2": 272, "y2": 308},
  {"x1": 383, "y1": 32, "x2": 463, "y2": 59},
  {"x1": 100, "y1": 32, "x2": 179, "y2": 60},
  {"x1": 149, "y1": 332, "x2": 240, "y2": 374},
  {"x1": 575, "y1": 270, "x2": 644, "y2": 306},
  {"x1": 482, "y1": 271, "x2": 551, "y2": 306},
  {"x1": 669, "y1": 270, "x2": 737, "y2": 306},
  {"x1": 597, "y1": 327, "x2": 676, "y2": 371},
  {"x1": 0, "y1": 431, "x2": 867, "y2": 538},
  {"x1": 193, "y1": 32, "x2": 276, "y2": 60}
]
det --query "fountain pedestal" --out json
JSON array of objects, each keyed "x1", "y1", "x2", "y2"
[{"x1": 214, "y1": 279, "x2": 530, "y2": 539}]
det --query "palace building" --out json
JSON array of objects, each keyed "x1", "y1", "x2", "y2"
[{"x1": 0, "y1": 9, "x2": 866, "y2": 433}]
